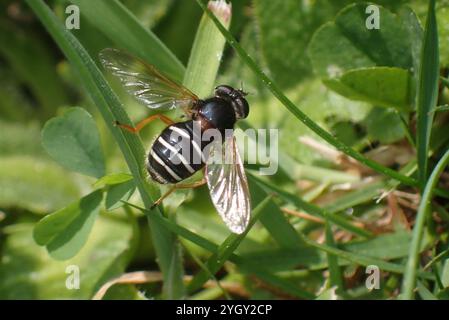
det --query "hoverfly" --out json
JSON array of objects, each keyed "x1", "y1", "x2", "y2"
[{"x1": 99, "y1": 48, "x2": 251, "y2": 234}]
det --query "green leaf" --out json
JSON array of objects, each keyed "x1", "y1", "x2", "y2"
[
  {"x1": 253, "y1": 0, "x2": 339, "y2": 88},
  {"x1": 42, "y1": 107, "x2": 105, "y2": 178},
  {"x1": 0, "y1": 214, "x2": 135, "y2": 299},
  {"x1": 308, "y1": 3, "x2": 413, "y2": 77},
  {"x1": 0, "y1": 156, "x2": 81, "y2": 213},
  {"x1": 105, "y1": 180, "x2": 136, "y2": 211},
  {"x1": 94, "y1": 172, "x2": 133, "y2": 187},
  {"x1": 436, "y1": 6, "x2": 449, "y2": 67},
  {"x1": 308, "y1": 3, "x2": 416, "y2": 111},
  {"x1": 69, "y1": 0, "x2": 184, "y2": 81},
  {"x1": 33, "y1": 190, "x2": 103, "y2": 260},
  {"x1": 324, "y1": 67, "x2": 412, "y2": 110},
  {"x1": 416, "y1": 0, "x2": 439, "y2": 187},
  {"x1": 364, "y1": 108, "x2": 406, "y2": 144}
]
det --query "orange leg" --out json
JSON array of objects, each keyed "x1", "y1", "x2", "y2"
[
  {"x1": 151, "y1": 178, "x2": 207, "y2": 209},
  {"x1": 114, "y1": 114, "x2": 175, "y2": 134}
]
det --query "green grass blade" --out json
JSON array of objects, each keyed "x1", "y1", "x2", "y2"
[
  {"x1": 195, "y1": 0, "x2": 416, "y2": 187},
  {"x1": 186, "y1": 195, "x2": 271, "y2": 294},
  {"x1": 401, "y1": 148, "x2": 449, "y2": 299},
  {"x1": 423, "y1": 248, "x2": 449, "y2": 270},
  {"x1": 416, "y1": 0, "x2": 439, "y2": 188},
  {"x1": 249, "y1": 176, "x2": 307, "y2": 247},
  {"x1": 69, "y1": 0, "x2": 184, "y2": 81},
  {"x1": 250, "y1": 173, "x2": 371, "y2": 238},
  {"x1": 416, "y1": 281, "x2": 438, "y2": 300},
  {"x1": 183, "y1": 0, "x2": 230, "y2": 97},
  {"x1": 26, "y1": 0, "x2": 185, "y2": 298},
  {"x1": 300, "y1": 236, "x2": 404, "y2": 275},
  {"x1": 325, "y1": 222, "x2": 344, "y2": 292},
  {"x1": 124, "y1": 201, "x2": 314, "y2": 299}
]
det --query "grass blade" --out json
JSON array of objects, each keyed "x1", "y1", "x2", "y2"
[
  {"x1": 69, "y1": 0, "x2": 184, "y2": 81},
  {"x1": 124, "y1": 201, "x2": 314, "y2": 299},
  {"x1": 26, "y1": 0, "x2": 185, "y2": 298},
  {"x1": 250, "y1": 173, "x2": 371, "y2": 238},
  {"x1": 183, "y1": 0, "x2": 230, "y2": 97},
  {"x1": 186, "y1": 195, "x2": 271, "y2": 294},
  {"x1": 195, "y1": 0, "x2": 416, "y2": 187},
  {"x1": 416, "y1": 0, "x2": 439, "y2": 188},
  {"x1": 249, "y1": 176, "x2": 307, "y2": 247},
  {"x1": 300, "y1": 235, "x2": 430, "y2": 278},
  {"x1": 401, "y1": 148, "x2": 449, "y2": 299},
  {"x1": 325, "y1": 222, "x2": 344, "y2": 293}
]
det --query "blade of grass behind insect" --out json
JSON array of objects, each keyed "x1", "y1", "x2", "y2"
[
  {"x1": 123, "y1": 201, "x2": 314, "y2": 299},
  {"x1": 249, "y1": 174, "x2": 371, "y2": 238},
  {"x1": 416, "y1": 281, "x2": 438, "y2": 300},
  {"x1": 186, "y1": 196, "x2": 271, "y2": 294},
  {"x1": 69, "y1": 0, "x2": 184, "y2": 81},
  {"x1": 249, "y1": 177, "x2": 307, "y2": 247},
  {"x1": 416, "y1": 0, "x2": 439, "y2": 188},
  {"x1": 325, "y1": 221, "x2": 344, "y2": 293},
  {"x1": 401, "y1": 148, "x2": 449, "y2": 299},
  {"x1": 26, "y1": 0, "x2": 185, "y2": 299},
  {"x1": 195, "y1": 0, "x2": 416, "y2": 188},
  {"x1": 300, "y1": 236, "x2": 402, "y2": 275},
  {"x1": 183, "y1": 0, "x2": 230, "y2": 97},
  {"x1": 184, "y1": 246, "x2": 231, "y2": 300}
]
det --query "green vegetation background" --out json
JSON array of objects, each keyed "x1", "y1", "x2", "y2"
[{"x1": 1, "y1": 0, "x2": 449, "y2": 300}]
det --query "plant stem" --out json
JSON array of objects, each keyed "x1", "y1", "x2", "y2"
[
  {"x1": 416, "y1": 0, "x2": 439, "y2": 188},
  {"x1": 184, "y1": 0, "x2": 231, "y2": 97},
  {"x1": 401, "y1": 148, "x2": 449, "y2": 299}
]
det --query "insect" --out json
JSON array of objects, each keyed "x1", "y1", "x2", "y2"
[{"x1": 99, "y1": 48, "x2": 251, "y2": 234}]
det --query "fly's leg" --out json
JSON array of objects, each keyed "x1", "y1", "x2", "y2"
[
  {"x1": 114, "y1": 114, "x2": 175, "y2": 134},
  {"x1": 150, "y1": 178, "x2": 207, "y2": 209}
]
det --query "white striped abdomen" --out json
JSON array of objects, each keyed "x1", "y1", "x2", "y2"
[{"x1": 146, "y1": 120, "x2": 210, "y2": 184}]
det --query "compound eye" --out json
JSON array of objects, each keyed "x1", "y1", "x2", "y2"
[{"x1": 234, "y1": 97, "x2": 249, "y2": 119}]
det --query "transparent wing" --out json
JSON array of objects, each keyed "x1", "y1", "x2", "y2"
[
  {"x1": 205, "y1": 135, "x2": 251, "y2": 234},
  {"x1": 99, "y1": 48, "x2": 198, "y2": 110}
]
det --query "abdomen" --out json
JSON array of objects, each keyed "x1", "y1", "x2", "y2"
[{"x1": 146, "y1": 120, "x2": 210, "y2": 184}]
